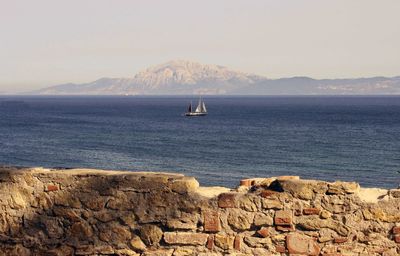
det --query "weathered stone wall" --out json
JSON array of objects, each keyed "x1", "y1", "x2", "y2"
[{"x1": 0, "y1": 166, "x2": 399, "y2": 256}]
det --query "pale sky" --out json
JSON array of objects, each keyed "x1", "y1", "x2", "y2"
[{"x1": 0, "y1": 0, "x2": 399, "y2": 93}]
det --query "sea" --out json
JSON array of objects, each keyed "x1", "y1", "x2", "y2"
[{"x1": 0, "y1": 96, "x2": 399, "y2": 189}]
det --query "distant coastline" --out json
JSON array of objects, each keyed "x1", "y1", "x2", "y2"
[{"x1": 21, "y1": 60, "x2": 400, "y2": 96}]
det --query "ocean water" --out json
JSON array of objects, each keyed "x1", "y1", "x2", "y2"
[{"x1": 0, "y1": 96, "x2": 399, "y2": 189}]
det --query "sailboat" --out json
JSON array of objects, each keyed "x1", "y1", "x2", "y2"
[{"x1": 185, "y1": 97, "x2": 207, "y2": 116}]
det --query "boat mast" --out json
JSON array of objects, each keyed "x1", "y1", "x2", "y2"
[
  {"x1": 196, "y1": 96, "x2": 203, "y2": 113},
  {"x1": 188, "y1": 101, "x2": 192, "y2": 113}
]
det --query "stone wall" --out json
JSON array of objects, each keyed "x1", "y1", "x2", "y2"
[{"x1": 0, "y1": 166, "x2": 399, "y2": 256}]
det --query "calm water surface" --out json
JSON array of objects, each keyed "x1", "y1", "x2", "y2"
[{"x1": 0, "y1": 96, "x2": 399, "y2": 188}]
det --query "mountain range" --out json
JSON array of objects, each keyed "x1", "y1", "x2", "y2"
[{"x1": 29, "y1": 60, "x2": 400, "y2": 95}]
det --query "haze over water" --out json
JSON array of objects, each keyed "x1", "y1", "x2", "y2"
[{"x1": 0, "y1": 96, "x2": 399, "y2": 188}]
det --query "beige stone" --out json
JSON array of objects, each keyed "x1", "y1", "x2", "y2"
[
  {"x1": 80, "y1": 193, "x2": 107, "y2": 211},
  {"x1": 130, "y1": 235, "x2": 147, "y2": 252},
  {"x1": 120, "y1": 213, "x2": 137, "y2": 229},
  {"x1": 54, "y1": 191, "x2": 81, "y2": 208},
  {"x1": 357, "y1": 187, "x2": 388, "y2": 203},
  {"x1": 362, "y1": 206, "x2": 400, "y2": 222},
  {"x1": 320, "y1": 209, "x2": 332, "y2": 219},
  {"x1": 106, "y1": 192, "x2": 131, "y2": 210},
  {"x1": 163, "y1": 232, "x2": 208, "y2": 245},
  {"x1": 171, "y1": 177, "x2": 199, "y2": 193},
  {"x1": 140, "y1": 224, "x2": 163, "y2": 246},
  {"x1": 33, "y1": 192, "x2": 53, "y2": 210},
  {"x1": 99, "y1": 223, "x2": 131, "y2": 245},
  {"x1": 277, "y1": 175, "x2": 300, "y2": 181},
  {"x1": 286, "y1": 233, "x2": 320, "y2": 255},
  {"x1": 252, "y1": 248, "x2": 274, "y2": 256},
  {"x1": 195, "y1": 186, "x2": 231, "y2": 198},
  {"x1": 115, "y1": 248, "x2": 140, "y2": 256},
  {"x1": 237, "y1": 195, "x2": 258, "y2": 211},
  {"x1": 261, "y1": 199, "x2": 283, "y2": 210},
  {"x1": 0, "y1": 213, "x2": 9, "y2": 233},
  {"x1": 214, "y1": 233, "x2": 234, "y2": 250},
  {"x1": 11, "y1": 192, "x2": 28, "y2": 209},
  {"x1": 318, "y1": 228, "x2": 337, "y2": 242},
  {"x1": 166, "y1": 219, "x2": 197, "y2": 230},
  {"x1": 296, "y1": 216, "x2": 350, "y2": 236},
  {"x1": 253, "y1": 212, "x2": 273, "y2": 226},
  {"x1": 227, "y1": 209, "x2": 254, "y2": 230},
  {"x1": 142, "y1": 249, "x2": 174, "y2": 256},
  {"x1": 244, "y1": 236, "x2": 272, "y2": 248},
  {"x1": 172, "y1": 248, "x2": 194, "y2": 256},
  {"x1": 276, "y1": 179, "x2": 328, "y2": 200},
  {"x1": 328, "y1": 181, "x2": 360, "y2": 195}
]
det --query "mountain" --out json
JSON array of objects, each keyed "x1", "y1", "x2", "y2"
[{"x1": 29, "y1": 60, "x2": 400, "y2": 95}]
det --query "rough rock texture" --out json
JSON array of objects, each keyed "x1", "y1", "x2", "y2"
[{"x1": 0, "y1": 166, "x2": 399, "y2": 256}]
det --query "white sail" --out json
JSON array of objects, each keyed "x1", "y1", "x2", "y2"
[
  {"x1": 195, "y1": 104, "x2": 202, "y2": 113},
  {"x1": 195, "y1": 98, "x2": 203, "y2": 113},
  {"x1": 202, "y1": 102, "x2": 207, "y2": 113}
]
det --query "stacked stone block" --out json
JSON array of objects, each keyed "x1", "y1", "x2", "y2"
[{"x1": 0, "y1": 166, "x2": 399, "y2": 255}]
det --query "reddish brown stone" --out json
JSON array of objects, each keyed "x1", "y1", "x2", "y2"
[
  {"x1": 286, "y1": 234, "x2": 320, "y2": 256},
  {"x1": 45, "y1": 184, "x2": 59, "y2": 192},
  {"x1": 395, "y1": 234, "x2": 400, "y2": 243},
  {"x1": 274, "y1": 210, "x2": 292, "y2": 226},
  {"x1": 234, "y1": 235, "x2": 241, "y2": 251},
  {"x1": 260, "y1": 190, "x2": 277, "y2": 198},
  {"x1": 218, "y1": 193, "x2": 237, "y2": 208},
  {"x1": 275, "y1": 244, "x2": 286, "y2": 253},
  {"x1": 393, "y1": 226, "x2": 400, "y2": 234},
  {"x1": 303, "y1": 208, "x2": 321, "y2": 215},
  {"x1": 334, "y1": 237, "x2": 348, "y2": 243},
  {"x1": 240, "y1": 179, "x2": 252, "y2": 187},
  {"x1": 276, "y1": 224, "x2": 295, "y2": 232},
  {"x1": 204, "y1": 210, "x2": 221, "y2": 232},
  {"x1": 371, "y1": 247, "x2": 386, "y2": 254},
  {"x1": 257, "y1": 227, "x2": 269, "y2": 238},
  {"x1": 206, "y1": 234, "x2": 214, "y2": 250}
]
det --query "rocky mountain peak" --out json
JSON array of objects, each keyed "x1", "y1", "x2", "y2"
[{"x1": 132, "y1": 60, "x2": 260, "y2": 88}]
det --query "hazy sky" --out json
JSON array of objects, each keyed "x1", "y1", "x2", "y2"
[{"x1": 1, "y1": 0, "x2": 399, "y2": 93}]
